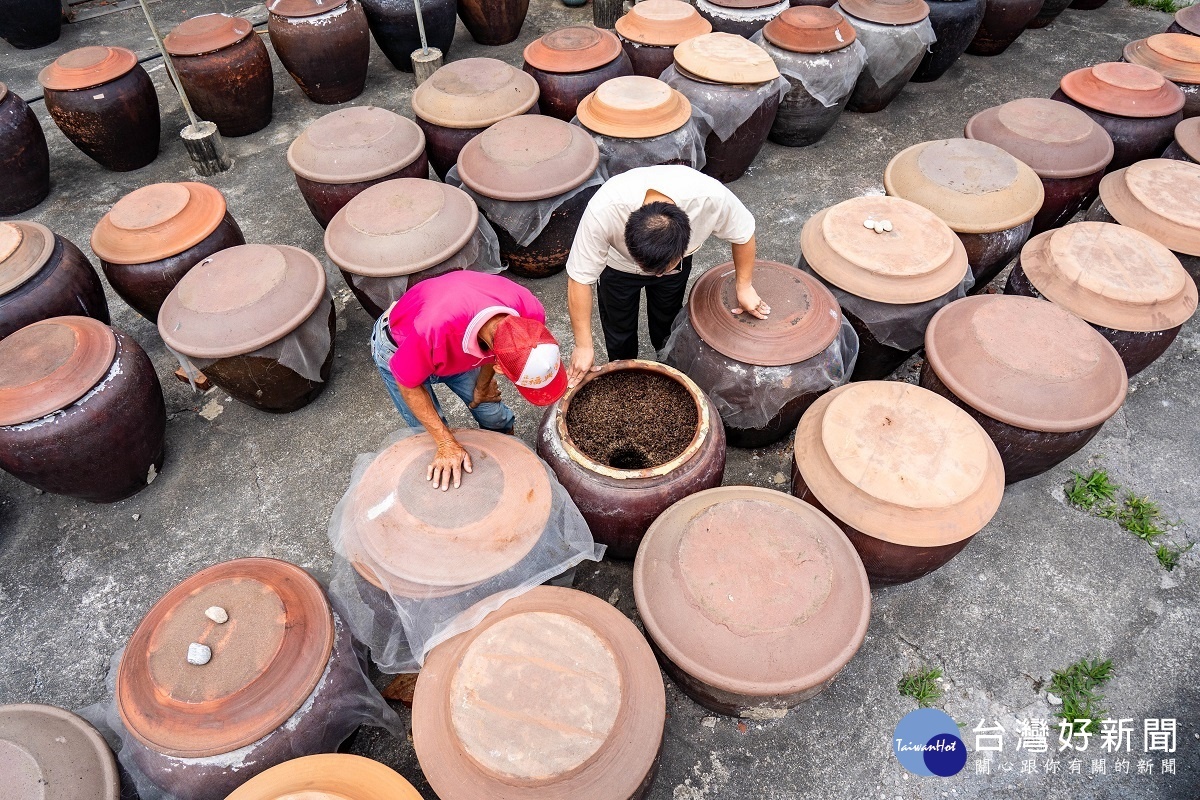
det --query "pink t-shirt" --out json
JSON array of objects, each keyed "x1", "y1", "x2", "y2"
[{"x1": 387, "y1": 272, "x2": 546, "y2": 388}]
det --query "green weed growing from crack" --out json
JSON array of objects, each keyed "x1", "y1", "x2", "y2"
[
  {"x1": 1066, "y1": 470, "x2": 1190, "y2": 571},
  {"x1": 1128, "y1": 0, "x2": 1179, "y2": 13},
  {"x1": 1066, "y1": 469, "x2": 1120, "y2": 514},
  {"x1": 1049, "y1": 658, "x2": 1113, "y2": 739},
  {"x1": 1156, "y1": 542, "x2": 1194, "y2": 571},
  {"x1": 898, "y1": 667, "x2": 943, "y2": 708}
]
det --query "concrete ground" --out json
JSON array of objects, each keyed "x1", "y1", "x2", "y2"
[{"x1": 1, "y1": 1, "x2": 1197, "y2": 798}]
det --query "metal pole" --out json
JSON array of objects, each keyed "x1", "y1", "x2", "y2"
[
  {"x1": 136, "y1": 0, "x2": 198, "y2": 128},
  {"x1": 414, "y1": 0, "x2": 430, "y2": 53}
]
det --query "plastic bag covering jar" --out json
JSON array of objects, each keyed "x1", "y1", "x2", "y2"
[
  {"x1": 911, "y1": 0, "x2": 983, "y2": 81},
  {"x1": 0, "y1": 316, "x2": 165, "y2": 502},
  {"x1": 751, "y1": 8, "x2": 866, "y2": 147},
  {"x1": 0, "y1": 221, "x2": 109, "y2": 339},
  {"x1": 523, "y1": 27, "x2": 635, "y2": 122},
  {"x1": 696, "y1": 0, "x2": 790, "y2": 39},
  {"x1": 965, "y1": 0, "x2": 1041, "y2": 57},
  {"x1": 267, "y1": 0, "x2": 370, "y2": 104},
  {"x1": 791, "y1": 381, "x2": 1005, "y2": 585},
  {"x1": 0, "y1": 705, "x2": 120, "y2": 799},
  {"x1": 1125, "y1": 34, "x2": 1200, "y2": 120},
  {"x1": 0, "y1": 82, "x2": 50, "y2": 216},
  {"x1": 833, "y1": 0, "x2": 934, "y2": 112},
  {"x1": 661, "y1": 260, "x2": 858, "y2": 447},
  {"x1": 412, "y1": 586, "x2": 665, "y2": 800},
  {"x1": 1163, "y1": 117, "x2": 1200, "y2": 163},
  {"x1": 158, "y1": 244, "x2": 335, "y2": 413},
  {"x1": 326, "y1": 428, "x2": 603, "y2": 674},
  {"x1": 797, "y1": 195, "x2": 971, "y2": 381},
  {"x1": 1005, "y1": 222, "x2": 1198, "y2": 377},
  {"x1": 79, "y1": 558, "x2": 402, "y2": 800},
  {"x1": 225, "y1": 754, "x2": 423, "y2": 799},
  {"x1": 615, "y1": 0, "x2": 713, "y2": 78}
]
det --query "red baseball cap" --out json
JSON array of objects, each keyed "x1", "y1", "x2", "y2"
[{"x1": 493, "y1": 317, "x2": 568, "y2": 406}]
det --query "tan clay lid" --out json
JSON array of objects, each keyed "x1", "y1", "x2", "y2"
[
  {"x1": 1058, "y1": 62, "x2": 1185, "y2": 118},
  {"x1": 411, "y1": 58, "x2": 540, "y2": 130},
  {"x1": 883, "y1": 139, "x2": 1044, "y2": 234},
  {"x1": 165, "y1": 13, "x2": 254, "y2": 56},
  {"x1": 91, "y1": 183, "x2": 228, "y2": 265},
  {"x1": 926, "y1": 295, "x2": 1127, "y2": 432},
  {"x1": 0, "y1": 221, "x2": 56, "y2": 297},
  {"x1": 1125, "y1": 34, "x2": 1200, "y2": 85},
  {"x1": 226, "y1": 754, "x2": 422, "y2": 800},
  {"x1": 412, "y1": 586, "x2": 665, "y2": 800},
  {"x1": 634, "y1": 486, "x2": 870, "y2": 698},
  {"x1": 287, "y1": 106, "x2": 426, "y2": 184},
  {"x1": 0, "y1": 317, "x2": 116, "y2": 427},
  {"x1": 1097, "y1": 158, "x2": 1200, "y2": 256},
  {"x1": 1174, "y1": 117, "x2": 1200, "y2": 162},
  {"x1": 799, "y1": 196, "x2": 969, "y2": 304},
  {"x1": 615, "y1": 0, "x2": 712, "y2": 47},
  {"x1": 524, "y1": 26, "x2": 624, "y2": 74},
  {"x1": 964, "y1": 98, "x2": 1114, "y2": 180},
  {"x1": 1177, "y1": 4, "x2": 1200, "y2": 36},
  {"x1": 576, "y1": 76, "x2": 693, "y2": 138},
  {"x1": 763, "y1": 6, "x2": 857, "y2": 54},
  {"x1": 457, "y1": 115, "x2": 600, "y2": 202},
  {"x1": 38, "y1": 46, "x2": 138, "y2": 92},
  {"x1": 157, "y1": 244, "x2": 326, "y2": 359},
  {"x1": 0, "y1": 82, "x2": 7, "y2": 104},
  {"x1": 674, "y1": 33, "x2": 781, "y2": 85},
  {"x1": 793, "y1": 381, "x2": 1005, "y2": 547},
  {"x1": 0, "y1": 705, "x2": 120, "y2": 800},
  {"x1": 839, "y1": 0, "x2": 929, "y2": 26},
  {"x1": 1019, "y1": 222, "x2": 1197, "y2": 332},
  {"x1": 266, "y1": 0, "x2": 349, "y2": 18}
]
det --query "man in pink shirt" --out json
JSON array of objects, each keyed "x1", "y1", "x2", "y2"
[{"x1": 371, "y1": 272, "x2": 567, "y2": 490}]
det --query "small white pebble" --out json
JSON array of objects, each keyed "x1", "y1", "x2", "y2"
[
  {"x1": 1047, "y1": 692, "x2": 1062, "y2": 705},
  {"x1": 187, "y1": 643, "x2": 212, "y2": 666},
  {"x1": 881, "y1": 219, "x2": 893, "y2": 232},
  {"x1": 702, "y1": 717, "x2": 717, "y2": 729},
  {"x1": 873, "y1": 222, "x2": 886, "y2": 234},
  {"x1": 863, "y1": 218, "x2": 876, "y2": 229},
  {"x1": 132, "y1": 514, "x2": 140, "y2": 521},
  {"x1": 204, "y1": 606, "x2": 228, "y2": 624}
]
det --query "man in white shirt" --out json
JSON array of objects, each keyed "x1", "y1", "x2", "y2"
[{"x1": 564, "y1": 165, "x2": 770, "y2": 385}]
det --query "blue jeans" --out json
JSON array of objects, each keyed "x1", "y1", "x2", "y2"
[{"x1": 371, "y1": 312, "x2": 515, "y2": 432}]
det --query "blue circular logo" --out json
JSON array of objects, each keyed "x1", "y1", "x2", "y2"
[{"x1": 893, "y1": 709, "x2": 968, "y2": 777}]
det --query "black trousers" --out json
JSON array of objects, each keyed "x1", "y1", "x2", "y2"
[{"x1": 596, "y1": 256, "x2": 693, "y2": 361}]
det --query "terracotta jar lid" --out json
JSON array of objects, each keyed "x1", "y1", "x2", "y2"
[
  {"x1": 964, "y1": 98, "x2": 1114, "y2": 180},
  {"x1": 1125, "y1": 34, "x2": 1200, "y2": 85},
  {"x1": 926, "y1": 295, "x2": 1127, "y2": 433},
  {"x1": 226, "y1": 754, "x2": 423, "y2": 800},
  {"x1": 39, "y1": 46, "x2": 138, "y2": 92},
  {"x1": 883, "y1": 139, "x2": 1044, "y2": 234},
  {"x1": 266, "y1": 0, "x2": 349, "y2": 18},
  {"x1": 0, "y1": 221, "x2": 56, "y2": 297},
  {"x1": 1020, "y1": 222, "x2": 1197, "y2": 332},
  {"x1": 157, "y1": 244, "x2": 326, "y2": 359},
  {"x1": 763, "y1": 6, "x2": 857, "y2": 53},
  {"x1": 674, "y1": 33, "x2": 781, "y2": 85},
  {"x1": 615, "y1": 0, "x2": 713, "y2": 47},
  {"x1": 457, "y1": 116, "x2": 600, "y2": 202},
  {"x1": 839, "y1": 0, "x2": 929, "y2": 26},
  {"x1": 524, "y1": 26, "x2": 624, "y2": 73},
  {"x1": 793, "y1": 381, "x2": 1005, "y2": 547},
  {"x1": 634, "y1": 487, "x2": 870, "y2": 700},
  {"x1": 412, "y1": 586, "x2": 665, "y2": 800},
  {"x1": 287, "y1": 106, "x2": 425, "y2": 185},
  {"x1": 0, "y1": 316, "x2": 116, "y2": 427},
  {"x1": 1177, "y1": 4, "x2": 1200, "y2": 36},
  {"x1": 0, "y1": 82, "x2": 7, "y2": 103},
  {"x1": 117, "y1": 558, "x2": 335, "y2": 759},
  {"x1": 576, "y1": 76, "x2": 692, "y2": 138},
  {"x1": 325, "y1": 179, "x2": 478, "y2": 278},
  {"x1": 1174, "y1": 117, "x2": 1200, "y2": 162},
  {"x1": 412, "y1": 58, "x2": 540, "y2": 130},
  {"x1": 1098, "y1": 158, "x2": 1200, "y2": 256},
  {"x1": 0, "y1": 705, "x2": 120, "y2": 800},
  {"x1": 688, "y1": 260, "x2": 841, "y2": 366},
  {"x1": 165, "y1": 13, "x2": 254, "y2": 56},
  {"x1": 91, "y1": 182, "x2": 228, "y2": 265},
  {"x1": 1058, "y1": 62, "x2": 1185, "y2": 118},
  {"x1": 800, "y1": 196, "x2": 969, "y2": 304}
]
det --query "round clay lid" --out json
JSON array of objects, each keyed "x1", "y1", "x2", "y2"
[
  {"x1": 1176, "y1": 4, "x2": 1200, "y2": 36},
  {"x1": 524, "y1": 26, "x2": 624, "y2": 74},
  {"x1": 0, "y1": 317, "x2": 116, "y2": 427},
  {"x1": 412, "y1": 586, "x2": 665, "y2": 800},
  {"x1": 0, "y1": 82, "x2": 7, "y2": 103},
  {"x1": 615, "y1": 0, "x2": 712, "y2": 47},
  {"x1": 325, "y1": 179, "x2": 478, "y2": 277},
  {"x1": 1019, "y1": 222, "x2": 1197, "y2": 332},
  {"x1": 157, "y1": 244, "x2": 326, "y2": 359},
  {"x1": 634, "y1": 487, "x2": 870, "y2": 699},
  {"x1": 226, "y1": 754, "x2": 423, "y2": 800},
  {"x1": 674, "y1": 33, "x2": 781, "y2": 85},
  {"x1": 793, "y1": 381, "x2": 1005, "y2": 547},
  {"x1": 1125, "y1": 34, "x2": 1200, "y2": 85},
  {"x1": 883, "y1": 139, "x2": 1044, "y2": 234},
  {"x1": 1098, "y1": 158, "x2": 1200, "y2": 256},
  {"x1": 799, "y1": 195, "x2": 969, "y2": 304},
  {"x1": 266, "y1": 0, "x2": 349, "y2": 18},
  {"x1": 763, "y1": 6, "x2": 857, "y2": 53},
  {"x1": 838, "y1": 0, "x2": 929, "y2": 26},
  {"x1": 38, "y1": 46, "x2": 138, "y2": 92},
  {"x1": 576, "y1": 76, "x2": 693, "y2": 138},
  {"x1": 117, "y1": 558, "x2": 335, "y2": 759},
  {"x1": 287, "y1": 106, "x2": 426, "y2": 185},
  {"x1": 964, "y1": 98, "x2": 1113, "y2": 180},
  {"x1": 0, "y1": 705, "x2": 120, "y2": 800},
  {"x1": 411, "y1": 58, "x2": 539, "y2": 130},
  {"x1": 457, "y1": 115, "x2": 600, "y2": 202},
  {"x1": 165, "y1": 13, "x2": 254, "y2": 56},
  {"x1": 91, "y1": 182, "x2": 228, "y2": 265},
  {"x1": 925, "y1": 295, "x2": 1127, "y2": 432},
  {"x1": 1174, "y1": 117, "x2": 1200, "y2": 162},
  {"x1": 1058, "y1": 62, "x2": 1185, "y2": 118},
  {"x1": 0, "y1": 221, "x2": 56, "y2": 297}
]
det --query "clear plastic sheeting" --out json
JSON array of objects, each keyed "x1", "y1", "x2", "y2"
[
  {"x1": 833, "y1": 6, "x2": 936, "y2": 87},
  {"x1": 751, "y1": 32, "x2": 867, "y2": 108},
  {"x1": 572, "y1": 116, "x2": 708, "y2": 177},
  {"x1": 696, "y1": 0, "x2": 790, "y2": 31},
  {"x1": 446, "y1": 167, "x2": 605, "y2": 247},
  {"x1": 659, "y1": 65, "x2": 790, "y2": 142}
]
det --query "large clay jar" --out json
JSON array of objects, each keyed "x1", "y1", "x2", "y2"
[
  {"x1": 0, "y1": 705, "x2": 120, "y2": 800},
  {"x1": 634, "y1": 487, "x2": 870, "y2": 717},
  {"x1": 696, "y1": 0, "x2": 790, "y2": 38},
  {"x1": 912, "y1": 0, "x2": 985, "y2": 81},
  {"x1": 966, "y1": 0, "x2": 1043, "y2": 56},
  {"x1": 413, "y1": 586, "x2": 666, "y2": 800},
  {"x1": 0, "y1": 221, "x2": 109, "y2": 340},
  {"x1": 1163, "y1": 117, "x2": 1200, "y2": 163},
  {"x1": 0, "y1": 82, "x2": 50, "y2": 215},
  {"x1": 227, "y1": 754, "x2": 422, "y2": 800},
  {"x1": 1027, "y1": 0, "x2": 1069, "y2": 28},
  {"x1": 884, "y1": 138, "x2": 1044, "y2": 288},
  {"x1": 1168, "y1": 5, "x2": 1200, "y2": 37},
  {"x1": 523, "y1": 27, "x2": 635, "y2": 122},
  {"x1": 0, "y1": 0, "x2": 61, "y2": 49},
  {"x1": 267, "y1": 0, "x2": 370, "y2": 105},
  {"x1": 287, "y1": 106, "x2": 429, "y2": 228},
  {"x1": 1068, "y1": 0, "x2": 1105, "y2": 9},
  {"x1": 39, "y1": 47, "x2": 160, "y2": 172},
  {"x1": 1051, "y1": 62, "x2": 1185, "y2": 172},
  {"x1": 798, "y1": 195, "x2": 971, "y2": 381},
  {"x1": 662, "y1": 260, "x2": 856, "y2": 447},
  {"x1": 457, "y1": 0, "x2": 527, "y2": 45},
  {"x1": 966, "y1": 98, "x2": 1114, "y2": 234},
  {"x1": 455, "y1": 115, "x2": 601, "y2": 279},
  {"x1": 0, "y1": 316, "x2": 165, "y2": 502},
  {"x1": 361, "y1": 0, "x2": 455, "y2": 71},
  {"x1": 91, "y1": 182, "x2": 245, "y2": 322},
  {"x1": 1005, "y1": 222, "x2": 1197, "y2": 376},
  {"x1": 838, "y1": 0, "x2": 934, "y2": 112},
  {"x1": 575, "y1": 76, "x2": 704, "y2": 176},
  {"x1": 158, "y1": 244, "x2": 336, "y2": 412},
  {"x1": 1125, "y1": 34, "x2": 1200, "y2": 120},
  {"x1": 538, "y1": 360, "x2": 726, "y2": 558},
  {"x1": 411, "y1": 58, "x2": 540, "y2": 180},
  {"x1": 163, "y1": 14, "x2": 274, "y2": 137},
  {"x1": 615, "y1": 0, "x2": 713, "y2": 79}
]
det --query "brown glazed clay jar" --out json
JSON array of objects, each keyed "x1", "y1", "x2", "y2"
[
  {"x1": 0, "y1": 0, "x2": 62, "y2": 49},
  {"x1": 696, "y1": 0, "x2": 791, "y2": 38},
  {"x1": 0, "y1": 82, "x2": 50, "y2": 215},
  {"x1": 267, "y1": 0, "x2": 370, "y2": 104},
  {"x1": 840, "y1": 0, "x2": 934, "y2": 113},
  {"x1": 966, "y1": 0, "x2": 1043, "y2": 56},
  {"x1": 523, "y1": 27, "x2": 635, "y2": 122},
  {"x1": 1125, "y1": 34, "x2": 1200, "y2": 119},
  {"x1": 615, "y1": 0, "x2": 714, "y2": 78},
  {"x1": 0, "y1": 221, "x2": 109, "y2": 340},
  {"x1": 457, "y1": 0, "x2": 527, "y2": 45},
  {"x1": 0, "y1": 705, "x2": 120, "y2": 800}
]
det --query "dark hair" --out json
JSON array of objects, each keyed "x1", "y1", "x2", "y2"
[{"x1": 624, "y1": 202, "x2": 691, "y2": 275}]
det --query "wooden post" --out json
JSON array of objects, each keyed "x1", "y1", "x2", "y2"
[
  {"x1": 593, "y1": 0, "x2": 625, "y2": 29},
  {"x1": 181, "y1": 121, "x2": 233, "y2": 176},
  {"x1": 412, "y1": 47, "x2": 444, "y2": 84}
]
